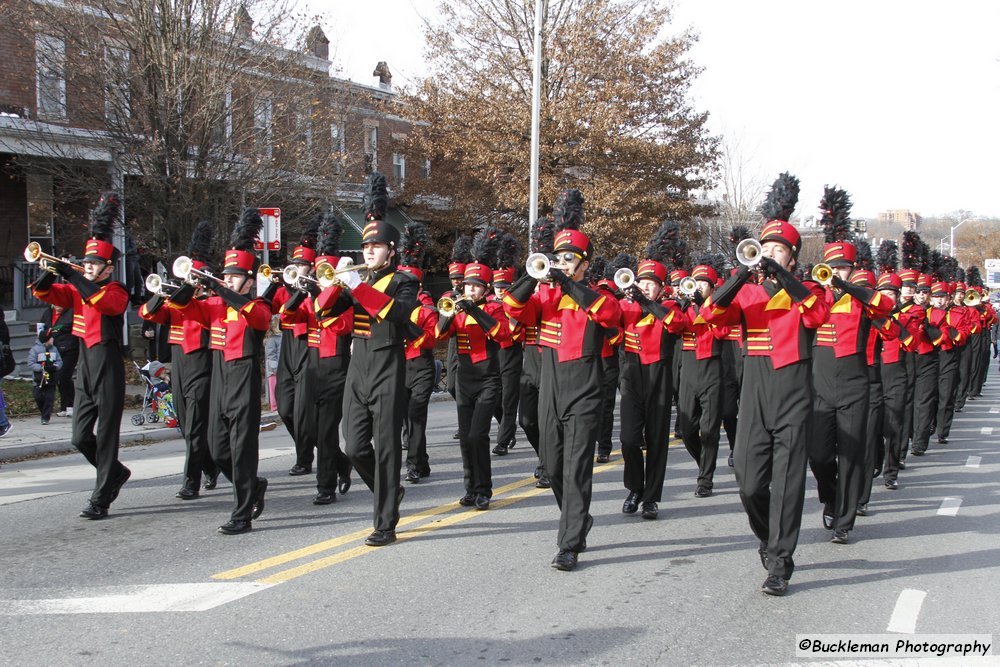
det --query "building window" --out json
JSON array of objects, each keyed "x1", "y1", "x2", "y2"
[
  {"x1": 105, "y1": 46, "x2": 132, "y2": 124},
  {"x1": 254, "y1": 96, "x2": 272, "y2": 159},
  {"x1": 211, "y1": 87, "x2": 232, "y2": 148},
  {"x1": 364, "y1": 125, "x2": 378, "y2": 172},
  {"x1": 26, "y1": 174, "x2": 54, "y2": 250},
  {"x1": 330, "y1": 121, "x2": 345, "y2": 153},
  {"x1": 422, "y1": 159, "x2": 431, "y2": 179},
  {"x1": 392, "y1": 153, "x2": 405, "y2": 185},
  {"x1": 35, "y1": 35, "x2": 66, "y2": 121},
  {"x1": 297, "y1": 111, "x2": 313, "y2": 153}
]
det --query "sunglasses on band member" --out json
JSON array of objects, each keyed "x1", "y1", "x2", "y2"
[{"x1": 553, "y1": 252, "x2": 581, "y2": 264}]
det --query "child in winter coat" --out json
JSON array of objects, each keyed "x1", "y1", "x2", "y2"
[{"x1": 28, "y1": 328, "x2": 64, "y2": 424}]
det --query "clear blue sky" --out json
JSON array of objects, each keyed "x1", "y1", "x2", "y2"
[{"x1": 314, "y1": 0, "x2": 1000, "y2": 219}]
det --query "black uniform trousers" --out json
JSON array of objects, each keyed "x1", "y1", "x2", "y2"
[
  {"x1": 880, "y1": 360, "x2": 907, "y2": 483},
  {"x1": 901, "y1": 351, "x2": 916, "y2": 456},
  {"x1": 720, "y1": 339, "x2": 743, "y2": 450},
  {"x1": 973, "y1": 333, "x2": 990, "y2": 396},
  {"x1": 538, "y1": 347, "x2": 602, "y2": 552},
  {"x1": 619, "y1": 355, "x2": 672, "y2": 503},
  {"x1": 310, "y1": 350, "x2": 352, "y2": 495},
  {"x1": 404, "y1": 352, "x2": 435, "y2": 476},
  {"x1": 173, "y1": 347, "x2": 217, "y2": 490},
  {"x1": 596, "y1": 353, "x2": 619, "y2": 458},
  {"x1": 735, "y1": 357, "x2": 811, "y2": 581},
  {"x1": 911, "y1": 350, "x2": 940, "y2": 454},
  {"x1": 457, "y1": 358, "x2": 501, "y2": 497},
  {"x1": 32, "y1": 375, "x2": 57, "y2": 421},
  {"x1": 679, "y1": 353, "x2": 723, "y2": 492},
  {"x1": 493, "y1": 343, "x2": 523, "y2": 448},
  {"x1": 72, "y1": 339, "x2": 126, "y2": 509},
  {"x1": 935, "y1": 348, "x2": 960, "y2": 440},
  {"x1": 446, "y1": 337, "x2": 458, "y2": 399},
  {"x1": 859, "y1": 363, "x2": 883, "y2": 506},
  {"x1": 275, "y1": 332, "x2": 311, "y2": 468},
  {"x1": 671, "y1": 336, "x2": 683, "y2": 435},
  {"x1": 518, "y1": 346, "x2": 542, "y2": 455},
  {"x1": 808, "y1": 349, "x2": 869, "y2": 532},
  {"x1": 955, "y1": 344, "x2": 972, "y2": 411},
  {"x1": 343, "y1": 339, "x2": 405, "y2": 532},
  {"x1": 56, "y1": 341, "x2": 78, "y2": 411},
  {"x1": 209, "y1": 352, "x2": 262, "y2": 522}
]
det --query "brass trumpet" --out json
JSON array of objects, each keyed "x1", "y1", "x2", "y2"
[
  {"x1": 144, "y1": 273, "x2": 181, "y2": 295},
  {"x1": 437, "y1": 295, "x2": 470, "y2": 316},
  {"x1": 172, "y1": 255, "x2": 219, "y2": 285},
  {"x1": 735, "y1": 238, "x2": 763, "y2": 267},
  {"x1": 282, "y1": 262, "x2": 339, "y2": 290},
  {"x1": 811, "y1": 263, "x2": 833, "y2": 286},
  {"x1": 259, "y1": 264, "x2": 282, "y2": 283},
  {"x1": 24, "y1": 241, "x2": 85, "y2": 274},
  {"x1": 678, "y1": 276, "x2": 699, "y2": 298},
  {"x1": 613, "y1": 267, "x2": 635, "y2": 291},
  {"x1": 963, "y1": 289, "x2": 981, "y2": 307},
  {"x1": 526, "y1": 253, "x2": 550, "y2": 280}
]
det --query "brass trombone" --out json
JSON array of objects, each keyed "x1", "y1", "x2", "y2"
[
  {"x1": 437, "y1": 295, "x2": 470, "y2": 316},
  {"x1": 811, "y1": 263, "x2": 833, "y2": 286},
  {"x1": 735, "y1": 238, "x2": 763, "y2": 267},
  {"x1": 23, "y1": 241, "x2": 85, "y2": 274},
  {"x1": 144, "y1": 273, "x2": 181, "y2": 296}
]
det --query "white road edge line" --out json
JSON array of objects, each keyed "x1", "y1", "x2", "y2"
[
  {"x1": 887, "y1": 588, "x2": 926, "y2": 634},
  {"x1": 0, "y1": 582, "x2": 274, "y2": 614},
  {"x1": 966, "y1": 456, "x2": 982, "y2": 468},
  {"x1": 937, "y1": 497, "x2": 963, "y2": 516},
  {"x1": 981, "y1": 427, "x2": 994, "y2": 436}
]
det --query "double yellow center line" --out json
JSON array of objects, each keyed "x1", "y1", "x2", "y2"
[{"x1": 212, "y1": 456, "x2": 627, "y2": 584}]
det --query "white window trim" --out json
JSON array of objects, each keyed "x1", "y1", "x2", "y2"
[
  {"x1": 104, "y1": 45, "x2": 132, "y2": 123},
  {"x1": 35, "y1": 35, "x2": 66, "y2": 121},
  {"x1": 255, "y1": 95, "x2": 272, "y2": 159},
  {"x1": 392, "y1": 152, "x2": 405, "y2": 184}
]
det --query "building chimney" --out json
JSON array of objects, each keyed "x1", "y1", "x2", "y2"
[
  {"x1": 373, "y1": 61, "x2": 392, "y2": 90},
  {"x1": 306, "y1": 26, "x2": 329, "y2": 60},
  {"x1": 234, "y1": 5, "x2": 253, "y2": 39}
]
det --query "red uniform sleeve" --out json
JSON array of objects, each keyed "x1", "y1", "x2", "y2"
[
  {"x1": 484, "y1": 301, "x2": 512, "y2": 343},
  {"x1": 31, "y1": 282, "x2": 76, "y2": 309},
  {"x1": 503, "y1": 290, "x2": 540, "y2": 326},
  {"x1": 798, "y1": 282, "x2": 830, "y2": 328},
  {"x1": 238, "y1": 298, "x2": 272, "y2": 331},
  {"x1": 139, "y1": 302, "x2": 170, "y2": 325},
  {"x1": 701, "y1": 290, "x2": 744, "y2": 326},
  {"x1": 84, "y1": 282, "x2": 129, "y2": 316}
]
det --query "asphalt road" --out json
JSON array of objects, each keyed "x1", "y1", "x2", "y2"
[{"x1": 1, "y1": 378, "x2": 999, "y2": 667}]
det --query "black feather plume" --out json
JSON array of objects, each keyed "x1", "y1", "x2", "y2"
[
  {"x1": 299, "y1": 215, "x2": 321, "y2": 249},
  {"x1": 760, "y1": 172, "x2": 800, "y2": 222},
  {"x1": 901, "y1": 231, "x2": 923, "y2": 270},
  {"x1": 363, "y1": 172, "x2": 388, "y2": 222},
  {"x1": 919, "y1": 240, "x2": 931, "y2": 273},
  {"x1": 496, "y1": 231, "x2": 521, "y2": 269},
  {"x1": 928, "y1": 250, "x2": 944, "y2": 281},
  {"x1": 553, "y1": 189, "x2": 585, "y2": 231},
  {"x1": 876, "y1": 240, "x2": 898, "y2": 273},
  {"x1": 854, "y1": 237, "x2": 873, "y2": 272},
  {"x1": 188, "y1": 221, "x2": 215, "y2": 264},
  {"x1": 316, "y1": 211, "x2": 344, "y2": 257},
  {"x1": 941, "y1": 255, "x2": 958, "y2": 283},
  {"x1": 451, "y1": 235, "x2": 473, "y2": 264},
  {"x1": 956, "y1": 266, "x2": 966, "y2": 283},
  {"x1": 586, "y1": 255, "x2": 608, "y2": 284},
  {"x1": 728, "y1": 224, "x2": 752, "y2": 248},
  {"x1": 819, "y1": 186, "x2": 853, "y2": 243},
  {"x1": 530, "y1": 217, "x2": 555, "y2": 254},
  {"x1": 966, "y1": 266, "x2": 983, "y2": 288},
  {"x1": 645, "y1": 219, "x2": 687, "y2": 269},
  {"x1": 230, "y1": 208, "x2": 263, "y2": 252},
  {"x1": 608, "y1": 252, "x2": 638, "y2": 278},
  {"x1": 90, "y1": 191, "x2": 122, "y2": 242},
  {"x1": 472, "y1": 226, "x2": 502, "y2": 267},
  {"x1": 400, "y1": 221, "x2": 430, "y2": 268},
  {"x1": 696, "y1": 252, "x2": 727, "y2": 279}
]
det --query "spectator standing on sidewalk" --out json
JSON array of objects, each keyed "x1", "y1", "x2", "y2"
[
  {"x1": 40, "y1": 304, "x2": 78, "y2": 417},
  {"x1": 264, "y1": 316, "x2": 281, "y2": 412},
  {"x1": 0, "y1": 309, "x2": 12, "y2": 437},
  {"x1": 28, "y1": 328, "x2": 63, "y2": 424}
]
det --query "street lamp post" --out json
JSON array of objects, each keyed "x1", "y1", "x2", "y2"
[{"x1": 950, "y1": 217, "x2": 973, "y2": 262}]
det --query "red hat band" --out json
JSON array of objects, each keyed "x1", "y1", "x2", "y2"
[
  {"x1": 291, "y1": 245, "x2": 317, "y2": 265},
  {"x1": 823, "y1": 242, "x2": 856, "y2": 267},
  {"x1": 955, "y1": 281, "x2": 967, "y2": 292},
  {"x1": 637, "y1": 260, "x2": 667, "y2": 284},
  {"x1": 463, "y1": 262, "x2": 493, "y2": 285},
  {"x1": 553, "y1": 229, "x2": 591, "y2": 259},
  {"x1": 898, "y1": 269, "x2": 918, "y2": 286},
  {"x1": 931, "y1": 282, "x2": 949, "y2": 296},
  {"x1": 877, "y1": 272, "x2": 902, "y2": 290},
  {"x1": 691, "y1": 265, "x2": 719, "y2": 284},
  {"x1": 916, "y1": 274, "x2": 932, "y2": 289},
  {"x1": 399, "y1": 265, "x2": 424, "y2": 282},
  {"x1": 760, "y1": 220, "x2": 802, "y2": 254}
]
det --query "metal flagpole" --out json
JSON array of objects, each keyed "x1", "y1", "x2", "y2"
[{"x1": 528, "y1": 0, "x2": 545, "y2": 239}]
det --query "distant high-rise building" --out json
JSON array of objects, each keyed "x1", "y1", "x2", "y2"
[{"x1": 878, "y1": 209, "x2": 922, "y2": 231}]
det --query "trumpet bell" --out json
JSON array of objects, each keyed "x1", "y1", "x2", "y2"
[
  {"x1": 145, "y1": 274, "x2": 163, "y2": 293},
  {"x1": 678, "y1": 276, "x2": 698, "y2": 297},
  {"x1": 437, "y1": 296, "x2": 456, "y2": 316},
  {"x1": 24, "y1": 241, "x2": 42, "y2": 263},
  {"x1": 315, "y1": 261, "x2": 337, "y2": 288},
  {"x1": 526, "y1": 253, "x2": 550, "y2": 280},
  {"x1": 613, "y1": 267, "x2": 635, "y2": 291},
  {"x1": 963, "y1": 289, "x2": 981, "y2": 307},
  {"x1": 735, "y1": 238, "x2": 763, "y2": 267},
  {"x1": 282, "y1": 265, "x2": 301, "y2": 285},
  {"x1": 173, "y1": 256, "x2": 193, "y2": 280},
  {"x1": 24, "y1": 241, "x2": 86, "y2": 273},
  {"x1": 811, "y1": 263, "x2": 833, "y2": 286}
]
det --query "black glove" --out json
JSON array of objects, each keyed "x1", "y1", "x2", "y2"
[
  {"x1": 259, "y1": 280, "x2": 280, "y2": 304},
  {"x1": 769, "y1": 261, "x2": 813, "y2": 303},
  {"x1": 547, "y1": 267, "x2": 571, "y2": 286},
  {"x1": 831, "y1": 275, "x2": 878, "y2": 304},
  {"x1": 674, "y1": 296, "x2": 690, "y2": 312},
  {"x1": 757, "y1": 257, "x2": 780, "y2": 280},
  {"x1": 214, "y1": 283, "x2": 251, "y2": 310},
  {"x1": 465, "y1": 302, "x2": 499, "y2": 333},
  {"x1": 710, "y1": 265, "x2": 752, "y2": 308},
  {"x1": 435, "y1": 312, "x2": 455, "y2": 338},
  {"x1": 143, "y1": 293, "x2": 166, "y2": 315},
  {"x1": 62, "y1": 268, "x2": 100, "y2": 300},
  {"x1": 169, "y1": 282, "x2": 195, "y2": 306},
  {"x1": 506, "y1": 273, "x2": 537, "y2": 304},
  {"x1": 283, "y1": 288, "x2": 308, "y2": 313},
  {"x1": 30, "y1": 271, "x2": 57, "y2": 293},
  {"x1": 693, "y1": 290, "x2": 705, "y2": 306},
  {"x1": 923, "y1": 324, "x2": 942, "y2": 342},
  {"x1": 55, "y1": 261, "x2": 77, "y2": 279},
  {"x1": 456, "y1": 298, "x2": 473, "y2": 313},
  {"x1": 561, "y1": 277, "x2": 601, "y2": 310}
]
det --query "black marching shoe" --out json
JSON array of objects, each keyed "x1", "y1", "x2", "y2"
[
  {"x1": 313, "y1": 492, "x2": 336, "y2": 505},
  {"x1": 459, "y1": 493, "x2": 476, "y2": 507},
  {"x1": 937, "y1": 436, "x2": 948, "y2": 445},
  {"x1": 492, "y1": 443, "x2": 509, "y2": 456},
  {"x1": 911, "y1": 449, "x2": 925, "y2": 457},
  {"x1": 338, "y1": 468, "x2": 352, "y2": 494},
  {"x1": 884, "y1": 478, "x2": 899, "y2": 490},
  {"x1": 694, "y1": 487, "x2": 712, "y2": 498},
  {"x1": 111, "y1": 466, "x2": 132, "y2": 502},
  {"x1": 203, "y1": 472, "x2": 219, "y2": 490},
  {"x1": 176, "y1": 486, "x2": 199, "y2": 500},
  {"x1": 364, "y1": 529, "x2": 396, "y2": 546},
  {"x1": 728, "y1": 454, "x2": 734, "y2": 468},
  {"x1": 595, "y1": 452, "x2": 610, "y2": 464},
  {"x1": 856, "y1": 503, "x2": 868, "y2": 517},
  {"x1": 404, "y1": 468, "x2": 421, "y2": 483},
  {"x1": 831, "y1": 529, "x2": 849, "y2": 544},
  {"x1": 288, "y1": 464, "x2": 312, "y2": 476},
  {"x1": 474, "y1": 494, "x2": 490, "y2": 511},
  {"x1": 758, "y1": 542, "x2": 769, "y2": 571},
  {"x1": 79, "y1": 502, "x2": 108, "y2": 520},
  {"x1": 641, "y1": 501, "x2": 658, "y2": 520},
  {"x1": 452, "y1": 430, "x2": 461, "y2": 440},
  {"x1": 761, "y1": 574, "x2": 788, "y2": 596},
  {"x1": 506, "y1": 438, "x2": 516, "y2": 450},
  {"x1": 551, "y1": 549, "x2": 578, "y2": 571},
  {"x1": 218, "y1": 519, "x2": 252, "y2": 535},
  {"x1": 251, "y1": 477, "x2": 268, "y2": 519},
  {"x1": 534, "y1": 466, "x2": 543, "y2": 479},
  {"x1": 822, "y1": 502, "x2": 834, "y2": 530},
  {"x1": 622, "y1": 491, "x2": 641, "y2": 515},
  {"x1": 535, "y1": 474, "x2": 551, "y2": 489}
]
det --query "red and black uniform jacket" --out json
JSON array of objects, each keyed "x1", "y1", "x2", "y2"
[
  {"x1": 815, "y1": 287, "x2": 893, "y2": 358},
  {"x1": 405, "y1": 304, "x2": 439, "y2": 361},
  {"x1": 679, "y1": 303, "x2": 730, "y2": 360},
  {"x1": 437, "y1": 299, "x2": 511, "y2": 366},
  {"x1": 281, "y1": 287, "x2": 352, "y2": 359},
  {"x1": 619, "y1": 297, "x2": 685, "y2": 364},
  {"x1": 32, "y1": 277, "x2": 128, "y2": 347},
  {"x1": 176, "y1": 294, "x2": 271, "y2": 361},
  {"x1": 139, "y1": 294, "x2": 210, "y2": 353}
]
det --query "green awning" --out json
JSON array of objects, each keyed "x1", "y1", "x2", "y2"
[{"x1": 339, "y1": 207, "x2": 410, "y2": 251}]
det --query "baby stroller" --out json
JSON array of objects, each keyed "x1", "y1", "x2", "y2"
[{"x1": 131, "y1": 360, "x2": 178, "y2": 428}]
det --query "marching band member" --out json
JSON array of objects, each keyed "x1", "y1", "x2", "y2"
[
  {"x1": 895, "y1": 258, "x2": 921, "y2": 466},
  {"x1": 399, "y1": 222, "x2": 439, "y2": 484},
  {"x1": 591, "y1": 256, "x2": 624, "y2": 464},
  {"x1": 139, "y1": 221, "x2": 219, "y2": 499},
  {"x1": 504, "y1": 189, "x2": 622, "y2": 571},
  {"x1": 722, "y1": 227, "x2": 752, "y2": 467},
  {"x1": 445, "y1": 237, "x2": 473, "y2": 408},
  {"x1": 618, "y1": 223, "x2": 686, "y2": 520},
  {"x1": 873, "y1": 268, "x2": 910, "y2": 491},
  {"x1": 169, "y1": 209, "x2": 271, "y2": 534},
  {"x1": 908, "y1": 273, "x2": 946, "y2": 457},
  {"x1": 31, "y1": 192, "x2": 130, "y2": 520},
  {"x1": 701, "y1": 173, "x2": 830, "y2": 596},
  {"x1": 437, "y1": 229, "x2": 512, "y2": 509},
  {"x1": 953, "y1": 277, "x2": 973, "y2": 413},
  {"x1": 340, "y1": 173, "x2": 419, "y2": 547},
  {"x1": 933, "y1": 278, "x2": 970, "y2": 445},
  {"x1": 808, "y1": 187, "x2": 893, "y2": 544},
  {"x1": 490, "y1": 233, "x2": 523, "y2": 457}
]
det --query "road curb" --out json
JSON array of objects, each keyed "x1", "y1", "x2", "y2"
[{"x1": 0, "y1": 426, "x2": 179, "y2": 462}]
